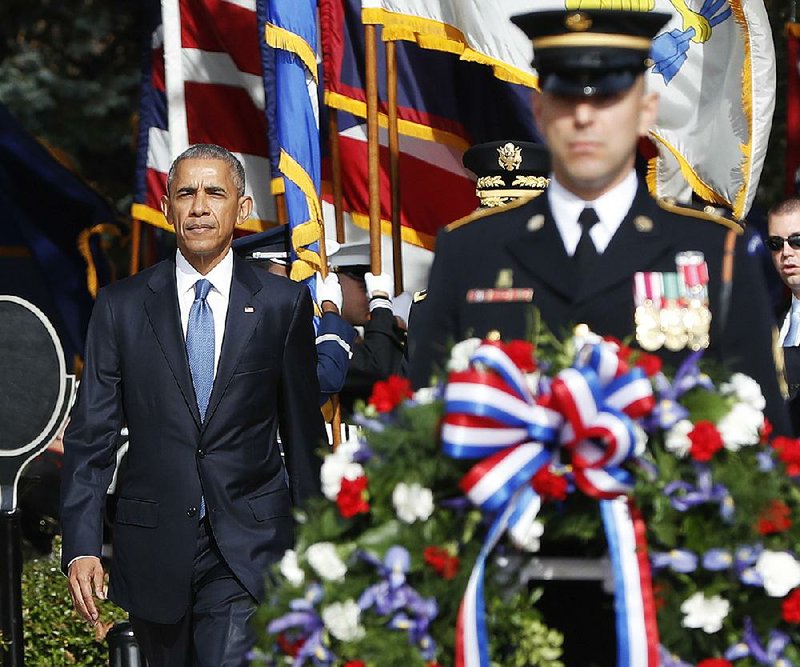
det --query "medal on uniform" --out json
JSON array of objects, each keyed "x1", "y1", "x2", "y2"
[
  {"x1": 660, "y1": 272, "x2": 689, "y2": 352},
  {"x1": 633, "y1": 271, "x2": 665, "y2": 351},
  {"x1": 676, "y1": 251, "x2": 711, "y2": 351}
]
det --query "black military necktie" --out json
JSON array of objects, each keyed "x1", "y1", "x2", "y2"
[{"x1": 574, "y1": 207, "x2": 599, "y2": 269}]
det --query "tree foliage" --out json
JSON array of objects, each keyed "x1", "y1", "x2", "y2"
[{"x1": 0, "y1": 0, "x2": 143, "y2": 209}]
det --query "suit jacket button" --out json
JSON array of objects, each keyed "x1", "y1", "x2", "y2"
[
  {"x1": 197, "y1": 449, "x2": 205, "y2": 458},
  {"x1": 186, "y1": 507, "x2": 197, "y2": 518}
]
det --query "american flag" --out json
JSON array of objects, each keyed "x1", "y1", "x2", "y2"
[{"x1": 132, "y1": 0, "x2": 278, "y2": 235}]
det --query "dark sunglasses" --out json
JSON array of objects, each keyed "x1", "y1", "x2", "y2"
[{"x1": 766, "y1": 234, "x2": 800, "y2": 251}]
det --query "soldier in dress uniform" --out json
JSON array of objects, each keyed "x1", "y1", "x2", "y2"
[
  {"x1": 409, "y1": 11, "x2": 789, "y2": 662},
  {"x1": 327, "y1": 242, "x2": 407, "y2": 416},
  {"x1": 406, "y1": 140, "x2": 550, "y2": 358},
  {"x1": 409, "y1": 7, "x2": 787, "y2": 433}
]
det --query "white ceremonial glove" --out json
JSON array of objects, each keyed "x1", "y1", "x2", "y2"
[
  {"x1": 364, "y1": 272, "x2": 393, "y2": 300},
  {"x1": 315, "y1": 272, "x2": 343, "y2": 312}
]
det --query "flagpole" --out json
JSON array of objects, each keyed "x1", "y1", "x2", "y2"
[
  {"x1": 328, "y1": 109, "x2": 347, "y2": 244},
  {"x1": 365, "y1": 23, "x2": 382, "y2": 274},
  {"x1": 316, "y1": 223, "x2": 342, "y2": 449},
  {"x1": 129, "y1": 219, "x2": 142, "y2": 275},
  {"x1": 386, "y1": 40, "x2": 403, "y2": 295}
]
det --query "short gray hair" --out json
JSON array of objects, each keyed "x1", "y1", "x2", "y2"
[{"x1": 167, "y1": 144, "x2": 246, "y2": 197}]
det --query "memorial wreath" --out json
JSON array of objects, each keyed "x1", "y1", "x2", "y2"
[{"x1": 251, "y1": 325, "x2": 800, "y2": 667}]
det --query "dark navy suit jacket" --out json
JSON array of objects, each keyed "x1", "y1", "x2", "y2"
[{"x1": 60, "y1": 254, "x2": 325, "y2": 623}]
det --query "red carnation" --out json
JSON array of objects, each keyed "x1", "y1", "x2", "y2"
[
  {"x1": 344, "y1": 662, "x2": 366, "y2": 667},
  {"x1": 424, "y1": 546, "x2": 460, "y2": 580},
  {"x1": 634, "y1": 352, "x2": 663, "y2": 377},
  {"x1": 772, "y1": 436, "x2": 800, "y2": 476},
  {"x1": 696, "y1": 660, "x2": 733, "y2": 667},
  {"x1": 688, "y1": 421, "x2": 724, "y2": 462},
  {"x1": 757, "y1": 499, "x2": 792, "y2": 535},
  {"x1": 760, "y1": 417, "x2": 773, "y2": 444},
  {"x1": 500, "y1": 340, "x2": 537, "y2": 372},
  {"x1": 369, "y1": 375, "x2": 413, "y2": 412},
  {"x1": 337, "y1": 476, "x2": 370, "y2": 518},
  {"x1": 531, "y1": 466, "x2": 569, "y2": 502},
  {"x1": 603, "y1": 336, "x2": 633, "y2": 362},
  {"x1": 276, "y1": 632, "x2": 305, "y2": 657},
  {"x1": 782, "y1": 588, "x2": 800, "y2": 624}
]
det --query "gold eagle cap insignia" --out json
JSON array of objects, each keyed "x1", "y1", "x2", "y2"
[
  {"x1": 565, "y1": 12, "x2": 592, "y2": 32},
  {"x1": 497, "y1": 142, "x2": 523, "y2": 172}
]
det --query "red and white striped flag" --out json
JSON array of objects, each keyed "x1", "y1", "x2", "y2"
[{"x1": 132, "y1": 0, "x2": 277, "y2": 233}]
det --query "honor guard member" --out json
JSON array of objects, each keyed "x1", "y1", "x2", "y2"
[
  {"x1": 410, "y1": 7, "x2": 788, "y2": 435},
  {"x1": 409, "y1": 10, "x2": 789, "y2": 664},
  {"x1": 406, "y1": 140, "x2": 550, "y2": 360},
  {"x1": 233, "y1": 227, "x2": 356, "y2": 406},
  {"x1": 328, "y1": 242, "x2": 407, "y2": 417}
]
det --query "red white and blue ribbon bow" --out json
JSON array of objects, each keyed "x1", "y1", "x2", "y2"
[{"x1": 441, "y1": 339, "x2": 658, "y2": 667}]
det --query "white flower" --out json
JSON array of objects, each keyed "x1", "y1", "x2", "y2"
[
  {"x1": 447, "y1": 337, "x2": 482, "y2": 372},
  {"x1": 320, "y1": 438, "x2": 365, "y2": 501},
  {"x1": 717, "y1": 403, "x2": 763, "y2": 451},
  {"x1": 322, "y1": 599, "x2": 365, "y2": 641},
  {"x1": 279, "y1": 549, "x2": 305, "y2": 586},
  {"x1": 720, "y1": 373, "x2": 766, "y2": 411},
  {"x1": 511, "y1": 519, "x2": 544, "y2": 552},
  {"x1": 392, "y1": 482, "x2": 434, "y2": 523},
  {"x1": 755, "y1": 550, "x2": 800, "y2": 597},
  {"x1": 680, "y1": 592, "x2": 730, "y2": 633},
  {"x1": 306, "y1": 542, "x2": 347, "y2": 581},
  {"x1": 412, "y1": 386, "x2": 437, "y2": 404},
  {"x1": 665, "y1": 419, "x2": 693, "y2": 458}
]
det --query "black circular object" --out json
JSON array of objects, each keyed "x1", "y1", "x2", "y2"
[{"x1": 0, "y1": 296, "x2": 66, "y2": 455}]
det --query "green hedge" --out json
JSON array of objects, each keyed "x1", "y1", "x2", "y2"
[{"x1": 19, "y1": 537, "x2": 127, "y2": 665}]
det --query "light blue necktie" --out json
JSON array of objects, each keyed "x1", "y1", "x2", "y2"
[{"x1": 186, "y1": 278, "x2": 214, "y2": 518}]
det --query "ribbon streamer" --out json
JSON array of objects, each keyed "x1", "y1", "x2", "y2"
[{"x1": 442, "y1": 340, "x2": 658, "y2": 667}]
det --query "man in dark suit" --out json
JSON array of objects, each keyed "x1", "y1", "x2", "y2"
[
  {"x1": 409, "y1": 8, "x2": 788, "y2": 434},
  {"x1": 60, "y1": 144, "x2": 326, "y2": 666},
  {"x1": 767, "y1": 198, "x2": 800, "y2": 433}
]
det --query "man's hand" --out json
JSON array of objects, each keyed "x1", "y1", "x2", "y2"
[
  {"x1": 364, "y1": 272, "x2": 393, "y2": 300},
  {"x1": 67, "y1": 556, "x2": 107, "y2": 624}
]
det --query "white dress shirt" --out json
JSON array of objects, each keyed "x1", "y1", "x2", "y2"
[
  {"x1": 547, "y1": 169, "x2": 639, "y2": 256},
  {"x1": 780, "y1": 295, "x2": 800, "y2": 347},
  {"x1": 175, "y1": 248, "x2": 234, "y2": 376}
]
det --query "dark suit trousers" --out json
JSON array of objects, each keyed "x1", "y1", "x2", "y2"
[{"x1": 129, "y1": 518, "x2": 257, "y2": 667}]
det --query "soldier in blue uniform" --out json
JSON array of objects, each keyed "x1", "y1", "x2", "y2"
[{"x1": 232, "y1": 227, "x2": 355, "y2": 404}]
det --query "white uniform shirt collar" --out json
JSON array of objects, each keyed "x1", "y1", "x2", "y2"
[{"x1": 548, "y1": 169, "x2": 639, "y2": 255}]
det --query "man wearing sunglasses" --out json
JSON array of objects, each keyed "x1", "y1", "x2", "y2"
[{"x1": 767, "y1": 198, "x2": 800, "y2": 433}]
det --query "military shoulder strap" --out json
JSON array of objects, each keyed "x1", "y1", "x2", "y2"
[
  {"x1": 655, "y1": 197, "x2": 744, "y2": 235},
  {"x1": 444, "y1": 195, "x2": 535, "y2": 233}
]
